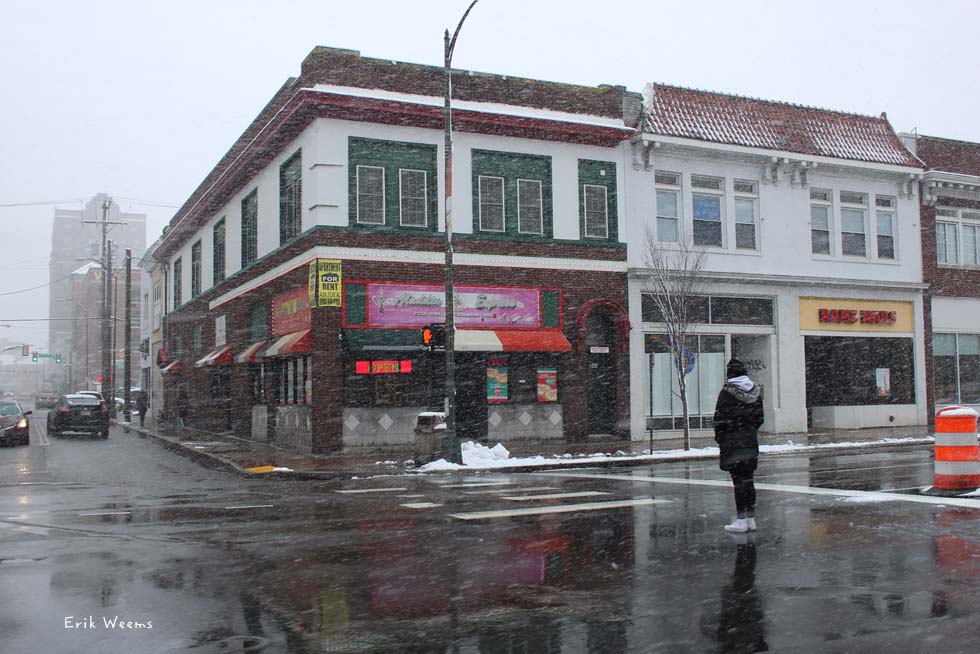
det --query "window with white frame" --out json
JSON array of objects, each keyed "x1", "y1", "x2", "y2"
[
  {"x1": 840, "y1": 191, "x2": 868, "y2": 257},
  {"x1": 810, "y1": 189, "x2": 832, "y2": 255},
  {"x1": 583, "y1": 184, "x2": 608, "y2": 238},
  {"x1": 875, "y1": 196, "x2": 896, "y2": 260},
  {"x1": 733, "y1": 180, "x2": 758, "y2": 250},
  {"x1": 479, "y1": 176, "x2": 505, "y2": 232},
  {"x1": 691, "y1": 175, "x2": 724, "y2": 247},
  {"x1": 936, "y1": 207, "x2": 980, "y2": 266},
  {"x1": 399, "y1": 169, "x2": 427, "y2": 227},
  {"x1": 654, "y1": 172, "x2": 680, "y2": 243},
  {"x1": 356, "y1": 165, "x2": 385, "y2": 225},
  {"x1": 517, "y1": 179, "x2": 544, "y2": 234},
  {"x1": 152, "y1": 281, "x2": 162, "y2": 330}
]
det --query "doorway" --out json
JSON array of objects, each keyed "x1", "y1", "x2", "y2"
[{"x1": 586, "y1": 310, "x2": 617, "y2": 434}]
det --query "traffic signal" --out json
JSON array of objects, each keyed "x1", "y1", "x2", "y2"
[
  {"x1": 31, "y1": 351, "x2": 38, "y2": 362},
  {"x1": 21, "y1": 344, "x2": 28, "y2": 357},
  {"x1": 55, "y1": 353, "x2": 62, "y2": 364},
  {"x1": 422, "y1": 324, "x2": 446, "y2": 350}
]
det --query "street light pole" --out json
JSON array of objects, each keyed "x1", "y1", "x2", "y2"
[{"x1": 442, "y1": 0, "x2": 480, "y2": 465}]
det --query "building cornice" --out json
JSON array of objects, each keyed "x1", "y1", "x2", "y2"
[{"x1": 628, "y1": 268, "x2": 928, "y2": 291}]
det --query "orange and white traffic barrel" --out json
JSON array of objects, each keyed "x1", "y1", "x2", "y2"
[{"x1": 933, "y1": 406, "x2": 980, "y2": 491}]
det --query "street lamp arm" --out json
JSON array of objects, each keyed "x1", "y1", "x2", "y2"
[{"x1": 447, "y1": 0, "x2": 480, "y2": 64}]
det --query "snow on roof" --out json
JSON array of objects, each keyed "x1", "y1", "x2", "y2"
[
  {"x1": 71, "y1": 261, "x2": 101, "y2": 276},
  {"x1": 643, "y1": 83, "x2": 921, "y2": 168}
]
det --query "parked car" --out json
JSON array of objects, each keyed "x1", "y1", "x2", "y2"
[
  {"x1": 0, "y1": 400, "x2": 31, "y2": 447},
  {"x1": 75, "y1": 390, "x2": 105, "y2": 402},
  {"x1": 35, "y1": 393, "x2": 58, "y2": 409},
  {"x1": 47, "y1": 394, "x2": 109, "y2": 439}
]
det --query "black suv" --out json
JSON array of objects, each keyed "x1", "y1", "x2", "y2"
[{"x1": 47, "y1": 394, "x2": 109, "y2": 439}]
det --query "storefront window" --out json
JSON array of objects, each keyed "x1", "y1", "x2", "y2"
[
  {"x1": 249, "y1": 363, "x2": 267, "y2": 404},
  {"x1": 487, "y1": 355, "x2": 561, "y2": 404},
  {"x1": 275, "y1": 356, "x2": 311, "y2": 405},
  {"x1": 805, "y1": 336, "x2": 914, "y2": 406},
  {"x1": 933, "y1": 334, "x2": 958, "y2": 405},
  {"x1": 345, "y1": 355, "x2": 427, "y2": 408},
  {"x1": 645, "y1": 333, "x2": 725, "y2": 430},
  {"x1": 209, "y1": 367, "x2": 231, "y2": 400},
  {"x1": 641, "y1": 295, "x2": 773, "y2": 326},
  {"x1": 958, "y1": 335, "x2": 980, "y2": 404}
]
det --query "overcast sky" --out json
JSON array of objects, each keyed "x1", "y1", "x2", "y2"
[{"x1": 1, "y1": 0, "x2": 977, "y2": 350}]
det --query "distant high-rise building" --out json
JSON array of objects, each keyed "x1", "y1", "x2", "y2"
[{"x1": 49, "y1": 194, "x2": 146, "y2": 382}]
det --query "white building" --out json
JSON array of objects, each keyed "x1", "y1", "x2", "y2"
[{"x1": 624, "y1": 84, "x2": 927, "y2": 439}]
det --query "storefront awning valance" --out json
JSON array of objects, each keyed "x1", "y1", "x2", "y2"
[
  {"x1": 261, "y1": 330, "x2": 311, "y2": 358},
  {"x1": 235, "y1": 341, "x2": 267, "y2": 364},
  {"x1": 194, "y1": 346, "x2": 232, "y2": 368},
  {"x1": 161, "y1": 360, "x2": 183, "y2": 374},
  {"x1": 455, "y1": 329, "x2": 572, "y2": 353},
  {"x1": 344, "y1": 329, "x2": 428, "y2": 351}
]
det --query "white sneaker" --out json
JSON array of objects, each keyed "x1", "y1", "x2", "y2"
[
  {"x1": 724, "y1": 518, "x2": 749, "y2": 533},
  {"x1": 746, "y1": 518, "x2": 757, "y2": 531}
]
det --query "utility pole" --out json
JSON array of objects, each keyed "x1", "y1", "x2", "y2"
[
  {"x1": 124, "y1": 249, "x2": 132, "y2": 422},
  {"x1": 104, "y1": 239, "x2": 113, "y2": 401}
]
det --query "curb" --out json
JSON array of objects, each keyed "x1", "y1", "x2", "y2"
[{"x1": 115, "y1": 419, "x2": 937, "y2": 480}]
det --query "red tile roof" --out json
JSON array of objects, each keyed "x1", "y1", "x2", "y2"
[
  {"x1": 643, "y1": 84, "x2": 921, "y2": 168},
  {"x1": 915, "y1": 135, "x2": 980, "y2": 177}
]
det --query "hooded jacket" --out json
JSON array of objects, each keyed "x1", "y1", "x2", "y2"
[{"x1": 713, "y1": 377, "x2": 764, "y2": 471}]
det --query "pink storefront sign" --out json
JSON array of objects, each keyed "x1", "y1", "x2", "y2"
[{"x1": 364, "y1": 283, "x2": 542, "y2": 328}]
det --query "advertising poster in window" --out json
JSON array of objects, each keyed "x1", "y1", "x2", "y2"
[
  {"x1": 487, "y1": 367, "x2": 508, "y2": 403},
  {"x1": 876, "y1": 368, "x2": 891, "y2": 398},
  {"x1": 537, "y1": 368, "x2": 558, "y2": 402}
]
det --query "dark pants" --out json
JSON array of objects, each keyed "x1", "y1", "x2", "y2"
[
  {"x1": 138, "y1": 411, "x2": 146, "y2": 427},
  {"x1": 729, "y1": 460, "x2": 757, "y2": 518}
]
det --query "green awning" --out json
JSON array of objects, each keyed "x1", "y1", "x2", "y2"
[{"x1": 343, "y1": 329, "x2": 427, "y2": 351}]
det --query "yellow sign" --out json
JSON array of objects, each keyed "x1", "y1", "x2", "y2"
[
  {"x1": 308, "y1": 259, "x2": 342, "y2": 308},
  {"x1": 798, "y1": 297, "x2": 914, "y2": 333}
]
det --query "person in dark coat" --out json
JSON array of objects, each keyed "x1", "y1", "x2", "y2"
[
  {"x1": 714, "y1": 358, "x2": 764, "y2": 533},
  {"x1": 176, "y1": 388, "x2": 189, "y2": 431},
  {"x1": 136, "y1": 391, "x2": 148, "y2": 427}
]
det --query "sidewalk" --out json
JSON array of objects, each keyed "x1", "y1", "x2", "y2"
[{"x1": 115, "y1": 418, "x2": 937, "y2": 480}]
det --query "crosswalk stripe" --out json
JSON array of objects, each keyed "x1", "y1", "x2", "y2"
[
  {"x1": 335, "y1": 488, "x2": 408, "y2": 494},
  {"x1": 438, "y1": 481, "x2": 514, "y2": 488},
  {"x1": 501, "y1": 491, "x2": 610, "y2": 502},
  {"x1": 463, "y1": 486, "x2": 558, "y2": 495},
  {"x1": 449, "y1": 498, "x2": 665, "y2": 521},
  {"x1": 400, "y1": 502, "x2": 443, "y2": 509}
]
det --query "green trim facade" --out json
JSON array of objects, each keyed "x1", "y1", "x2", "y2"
[
  {"x1": 348, "y1": 137, "x2": 438, "y2": 232},
  {"x1": 471, "y1": 149, "x2": 553, "y2": 240}
]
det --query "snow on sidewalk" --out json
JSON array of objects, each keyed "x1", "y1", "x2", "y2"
[{"x1": 413, "y1": 436, "x2": 936, "y2": 472}]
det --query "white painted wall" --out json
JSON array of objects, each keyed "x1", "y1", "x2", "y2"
[
  {"x1": 623, "y1": 148, "x2": 923, "y2": 284},
  {"x1": 932, "y1": 297, "x2": 980, "y2": 332}
]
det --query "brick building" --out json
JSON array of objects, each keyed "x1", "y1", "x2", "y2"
[
  {"x1": 905, "y1": 135, "x2": 980, "y2": 415},
  {"x1": 154, "y1": 47, "x2": 640, "y2": 454}
]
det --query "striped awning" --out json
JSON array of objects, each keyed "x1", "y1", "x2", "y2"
[
  {"x1": 235, "y1": 341, "x2": 267, "y2": 364},
  {"x1": 454, "y1": 329, "x2": 571, "y2": 352},
  {"x1": 194, "y1": 346, "x2": 232, "y2": 368},
  {"x1": 260, "y1": 330, "x2": 312, "y2": 358},
  {"x1": 161, "y1": 360, "x2": 183, "y2": 374}
]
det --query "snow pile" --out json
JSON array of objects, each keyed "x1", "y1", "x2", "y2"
[
  {"x1": 272, "y1": 466, "x2": 293, "y2": 472},
  {"x1": 420, "y1": 441, "x2": 548, "y2": 471},
  {"x1": 840, "y1": 493, "x2": 899, "y2": 503}
]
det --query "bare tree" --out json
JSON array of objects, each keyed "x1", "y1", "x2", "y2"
[{"x1": 641, "y1": 224, "x2": 708, "y2": 450}]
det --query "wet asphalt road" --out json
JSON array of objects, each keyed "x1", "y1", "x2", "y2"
[{"x1": 2, "y1": 411, "x2": 980, "y2": 653}]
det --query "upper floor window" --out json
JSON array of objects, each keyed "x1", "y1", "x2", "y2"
[
  {"x1": 191, "y1": 240, "x2": 202, "y2": 298},
  {"x1": 875, "y1": 196, "x2": 896, "y2": 260},
  {"x1": 472, "y1": 150, "x2": 552, "y2": 238},
  {"x1": 654, "y1": 171, "x2": 680, "y2": 243},
  {"x1": 478, "y1": 176, "x2": 505, "y2": 232},
  {"x1": 213, "y1": 218, "x2": 226, "y2": 286},
  {"x1": 839, "y1": 191, "x2": 868, "y2": 257},
  {"x1": 356, "y1": 166, "x2": 385, "y2": 225},
  {"x1": 691, "y1": 175, "x2": 724, "y2": 247},
  {"x1": 349, "y1": 137, "x2": 437, "y2": 230},
  {"x1": 241, "y1": 190, "x2": 258, "y2": 268},
  {"x1": 733, "y1": 180, "x2": 758, "y2": 250},
  {"x1": 143, "y1": 292, "x2": 149, "y2": 323},
  {"x1": 579, "y1": 160, "x2": 617, "y2": 241},
  {"x1": 399, "y1": 169, "x2": 427, "y2": 227},
  {"x1": 518, "y1": 179, "x2": 544, "y2": 235},
  {"x1": 279, "y1": 150, "x2": 302, "y2": 244},
  {"x1": 172, "y1": 258, "x2": 183, "y2": 308},
  {"x1": 937, "y1": 207, "x2": 980, "y2": 266},
  {"x1": 810, "y1": 189, "x2": 832, "y2": 255},
  {"x1": 152, "y1": 281, "x2": 162, "y2": 330}
]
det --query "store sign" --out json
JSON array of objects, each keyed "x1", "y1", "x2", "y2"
[
  {"x1": 363, "y1": 282, "x2": 542, "y2": 328},
  {"x1": 354, "y1": 360, "x2": 413, "y2": 375},
  {"x1": 818, "y1": 309, "x2": 897, "y2": 325},
  {"x1": 799, "y1": 297, "x2": 913, "y2": 333},
  {"x1": 272, "y1": 287, "x2": 311, "y2": 336},
  {"x1": 309, "y1": 259, "x2": 342, "y2": 308}
]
